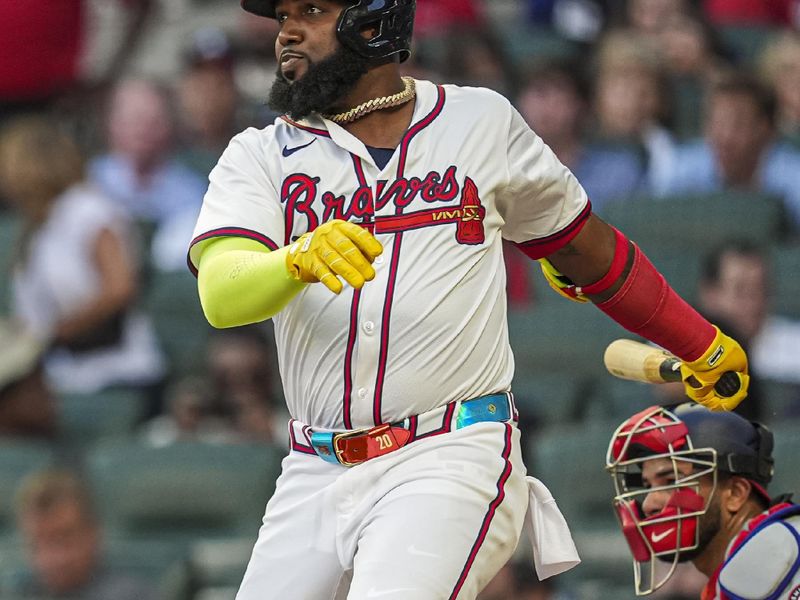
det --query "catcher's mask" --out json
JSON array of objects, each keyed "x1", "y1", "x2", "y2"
[
  {"x1": 605, "y1": 403, "x2": 773, "y2": 595},
  {"x1": 241, "y1": 0, "x2": 415, "y2": 63}
]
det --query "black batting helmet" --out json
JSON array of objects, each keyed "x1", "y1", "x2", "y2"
[{"x1": 241, "y1": 0, "x2": 415, "y2": 62}]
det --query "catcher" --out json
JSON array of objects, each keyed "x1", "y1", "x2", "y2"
[{"x1": 606, "y1": 402, "x2": 799, "y2": 599}]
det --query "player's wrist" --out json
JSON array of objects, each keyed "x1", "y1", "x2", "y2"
[{"x1": 683, "y1": 326, "x2": 725, "y2": 371}]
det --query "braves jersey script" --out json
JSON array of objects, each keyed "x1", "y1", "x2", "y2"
[{"x1": 189, "y1": 79, "x2": 589, "y2": 431}]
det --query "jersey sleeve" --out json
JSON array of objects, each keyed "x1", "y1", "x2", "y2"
[
  {"x1": 187, "y1": 127, "x2": 284, "y2": 274},
  {"x1": 496, "y1": 104, "x2": 590, "y2": 259}
]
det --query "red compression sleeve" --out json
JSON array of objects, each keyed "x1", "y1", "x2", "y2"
[
  {"x1": 596, "y1": 244, "x2": 716, "y2": 361},
  {"x1": 581, "y1": 227, "x2": 628, "y2": 296}
]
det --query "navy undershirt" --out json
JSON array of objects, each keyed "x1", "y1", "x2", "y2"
[{"x1": 366, "y1": 146, "x2": 394, "y2": 170}]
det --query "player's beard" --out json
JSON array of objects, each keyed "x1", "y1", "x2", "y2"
[{"x1": 268, "y1": 44, "x2": 370, "y2": 120}]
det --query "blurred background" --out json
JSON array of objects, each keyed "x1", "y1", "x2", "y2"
[{"x1": 0, "y1": 1, "x2": 799, "y2": 599}]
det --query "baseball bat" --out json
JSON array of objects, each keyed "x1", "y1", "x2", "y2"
[{"x1": 603, "y1": 339, "x2": 742, "y2": 397}]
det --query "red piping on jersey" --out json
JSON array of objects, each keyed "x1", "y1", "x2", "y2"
[
  {"x1": 341, "y1": 155, "x2": 370, "y2": 429},
  {"x1": 373, "y1": 233, "x2": 403, "y2": 425},
  {"x1": 342, "y1": 288, "x2": 361, "y2": 430},
  {"x1": 449, "y1": 424, "x2": 514, "y2": 599},
  {"x1": 372, "y1": 85, "x2": 446, "y2": 425},
  {"x1": 513, "y1": 199, "x2": 592, "y2": 260},
  {"x1": 397, "y1": 85, "x2": 446, "y2": 175},
  {"x1": 411, "y1": 401, "x2": 456, "y2": 441},
  {"x1": 288, "y1": 420, "x2": 316, "y2": 455},
  {"x1": 280, "y1": 115, "x2": 331, "y2": 137},
  {"x1": 186, "y1": 227, "x2": 280, "y2": 276}
]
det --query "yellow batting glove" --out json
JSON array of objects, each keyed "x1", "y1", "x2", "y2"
[
  {"x1": 538, "y1": 258, "x2": 588, "y2": 303},
  {"x1": 286, "y1": 220, "x2": 383, "y2": 295},
  {"x1": 679, "y1": 327, "x2": 749, "y2": 411}
]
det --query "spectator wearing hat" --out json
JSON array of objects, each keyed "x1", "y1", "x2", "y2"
[{"x1": 176, "y1": 28, "x2": 258, "y2": 179}]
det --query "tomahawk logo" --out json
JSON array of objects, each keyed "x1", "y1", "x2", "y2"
[{"x1": 370, "y1": 177, "x2": 486, "y2": 245}]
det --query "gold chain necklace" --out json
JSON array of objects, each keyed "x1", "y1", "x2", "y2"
[{"x1": 322, "y1": 77, "x2": 416, "y2": 125}]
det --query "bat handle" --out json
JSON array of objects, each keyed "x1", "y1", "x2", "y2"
[
  {"x1": 714, "y1": 371, "x2": 742, "y2": 397},
  {"x1": 678, "y1": 365, "x2": 742, "y2": 398}
]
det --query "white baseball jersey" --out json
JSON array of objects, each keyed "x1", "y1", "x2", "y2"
[{"x1": 189, "y1": 79, "x2": 589, "y2": 431}]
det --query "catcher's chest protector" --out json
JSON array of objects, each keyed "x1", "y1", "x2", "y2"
[{"x1": 718, "y1": 504, "x2": 800, "y2": 600}]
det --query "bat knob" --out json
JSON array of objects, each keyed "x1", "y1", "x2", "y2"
[{"x1": 714, "y1": 371, "x2": 741, "y2": 398}]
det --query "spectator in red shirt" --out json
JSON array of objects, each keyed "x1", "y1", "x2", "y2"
[
  {"x1": 0, "y1": 0, "x2": 153, "y2": 120},
  {"x1": 704, "y1": 0, "x2": 795, "y2": 26},
  {"x1": 413, "y1": 0, "x2": 486, "y2": 38}
]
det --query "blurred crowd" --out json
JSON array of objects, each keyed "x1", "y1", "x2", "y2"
[{"x1": 0, "y1": 0, "x2": 799, "y2": 599}]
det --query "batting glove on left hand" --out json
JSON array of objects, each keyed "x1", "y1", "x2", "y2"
[
  {"x1": 680, "y1": 326, "x2": 749, "y2": 411},
  {"x1": 538, "y1": 258, "x2": 588, "y2": 303}
]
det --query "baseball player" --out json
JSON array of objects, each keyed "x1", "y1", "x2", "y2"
[
  {"x1": 606, "y1": 403, "x2": 799, "y2": 599},
  {"x1": 188, "y1": 1, "x2": 750, "y2": 598}
]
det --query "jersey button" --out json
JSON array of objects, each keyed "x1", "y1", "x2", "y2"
[
  {"x1": 374, "y1": 255, "x2": 384, "y2": 265},
  {"x1": 363, "y1": 321, "x2": 375, "y2": 334},
  {"x1": 357, "y1": 388, "x2": 368, "y2": 399}
]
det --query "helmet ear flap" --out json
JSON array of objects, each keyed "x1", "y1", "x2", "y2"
[
  {"x1": 754, "y1": 423, "x2": 775, "y2": 485},
  {"x1": 337, "y1": 0, "x2": 415, "y2": 63}
]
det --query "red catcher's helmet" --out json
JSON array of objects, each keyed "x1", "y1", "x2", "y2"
[
  {"x1": 605, "y1": 403, "x2": 774, "y2": 595},
  {"x1": 241, "y1": 0, "x2": 415, "y2": 63}
]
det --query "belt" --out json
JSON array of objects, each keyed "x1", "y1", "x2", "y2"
[{"x1": 289, "y1": 393, "x2": 516, "y2": 468}]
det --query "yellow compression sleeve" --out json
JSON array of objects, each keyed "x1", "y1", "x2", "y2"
[{"x1": 197, "y1": 236, "x2": 306, "y2": 328}]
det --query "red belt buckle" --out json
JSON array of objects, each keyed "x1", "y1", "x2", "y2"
[{"x1": 333, "y1": 424, "x2": 412, "y2": 467}]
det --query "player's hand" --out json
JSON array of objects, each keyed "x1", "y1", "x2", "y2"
[
  {"x1": 538, "y1": 258, "x2": 588, "y2": 303},
  {"x1": 679, "y1": 327, "x2": 749, "y2": 411},
  {"x1": 285, "y1": 220, "x2": 383, "y2": 294}
]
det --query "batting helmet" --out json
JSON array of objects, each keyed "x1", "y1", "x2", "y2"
[
  {"x1": 240, "y1": 0, "x2": 415, "y2": 62},
  {"x1": 606, "y1": 403, "x2": 774, "y2": 595}
]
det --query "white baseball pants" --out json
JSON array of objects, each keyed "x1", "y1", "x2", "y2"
[{"x1": 235, "y1": 421, "x2": 529, "y2": 600}]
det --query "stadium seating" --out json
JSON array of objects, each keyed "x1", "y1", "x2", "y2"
[
  {"x1": 767, "y1": 419, "x2": 800, "y2": 499},
  {"x1": 86, "y1": 441, "x2": 284, "y2": 546},
  {"x1": 141, "y1": 270, "x2": 215, "y2": 376},
  {"x1": 512, "y1": 371, "x2": 586, "y2": 426},
  {"x1": 105, "y1": 537, "x2": 192, "y2": 598},
  {"x1": 527, "y1": 419, "x2": 633, "y2": 597},
  {"x1": 601, "y1": 192, "x2": 787, "y2": 256},
  {"x1": 760, "y1": 380, "x2": 800, "y2": 423},
  {"x1": 772, "y1": 243, "x2": 800, "y2": 318},
  {"x1": 0, "y1": 535, "x2": 189, "y2": 599},
  {"x1": 57, "y1": 387, "x2": 149, "y2": 448},
  {"x1": 718, "y1": 25, "x2": 781, "y2": 67},
  {"x1": 0, "y1": 214, "x2": 21, "y2": 314},
  {"x1": 504, "y1": 24, "x2": 582, "y2": 66},
  {"x1": 508, "y1": 302, "x2": 626, "y2": 379}
]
